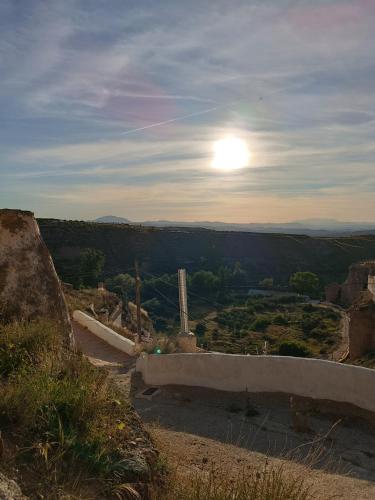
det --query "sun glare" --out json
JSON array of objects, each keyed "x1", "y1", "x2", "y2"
[{"x1": 211, "y1": 136, "x2": 250, "y2": 171}]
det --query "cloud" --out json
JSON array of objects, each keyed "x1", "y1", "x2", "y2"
[{"x1": 1, "y1": 0, "x2": 375, "y2": 221}]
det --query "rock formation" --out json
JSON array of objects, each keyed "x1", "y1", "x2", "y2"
[
  {"x1": 325, "y1": 261, "x2": 375, "y2": 307},
  {"x1": 0, "y1": 472, "x2": 26, "y2": 499},
  {"x1": 0, "y1": 209, "x2": 73, "y2": 345},
  {"x1": 348, "y1": 290, "x2": 375, "y2": 360}
]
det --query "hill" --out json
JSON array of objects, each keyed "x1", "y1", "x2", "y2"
[
  {"x1": 94, "y1": 215, "x2": 132, "y2": 224},
  {"x1": 92, "y1": 216, "x2": 375, "y2": 236},
  {"x1": 38, "y1": 218, "x2": 375, "y2": 285}
]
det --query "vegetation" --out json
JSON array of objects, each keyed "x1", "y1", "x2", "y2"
[
  {"x1": 82, "y1": 263, "x2": 341, "y2": 360},
  {"x1": 258, "y1": 277, "x2": 274, "y2": 289},
  {"x1": 105, "y1": 272, "x2": 135, "y2": 302},
  {"x1": 278, "y1": 341, "x2": 312, "y2": 357},
  {"x1": 0, "y1": 320, "x2": 154, "y2": 497},
  {"x1": 79, "y1": 248, "x2": 105, "y2": 287},
  {"x1": 38, "y1": 218, "x2": 375, "y2": 289},
  {"x1": 289, "y1": 272, "x2": 320, "y2": 298},
  {"x1": 152, "y1": 462, "x2": 314, "y2": 500},
  {"x1": 192, "y1": 295, "x2": 341, "y2": 358}
]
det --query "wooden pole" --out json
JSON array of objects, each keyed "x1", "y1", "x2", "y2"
[{"x1": 135, "y1": 260, "x2": 142, "y2": 343}]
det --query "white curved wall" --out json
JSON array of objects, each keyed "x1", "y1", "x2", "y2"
[
  {"x1": 136, "y1": 353, "x2": 375, "y2": 413},
  {"x1": 73, "y1": 310, "x2": 136, "y2": 356}
]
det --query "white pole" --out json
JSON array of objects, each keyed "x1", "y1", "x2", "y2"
[{"x1": 178, "y1": 269, "x2": 189, "y2": 334}]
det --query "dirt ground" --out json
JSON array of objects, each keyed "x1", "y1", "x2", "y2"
[{"x1": 73, "y1": 323, "x2": 375, "y2": 500}]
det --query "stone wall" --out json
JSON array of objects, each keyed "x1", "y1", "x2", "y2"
[
  {"x1": 136, "y1": 352, "x2": 375, "y2": 413},
  {"x1": 348, "y1": 291, "x2": 375, "y2": 360},
  {"x1": 0, "y1": 209, "x2": 72, "y2": 344}
]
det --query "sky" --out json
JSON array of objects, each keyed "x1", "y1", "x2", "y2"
[{"x1": 0, "y1": 0, "x2": 374, "y2": 223}]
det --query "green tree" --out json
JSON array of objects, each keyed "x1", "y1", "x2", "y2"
[
  {"x1": 258, "y1": 277, "x2": 274, "y2": 289},
  {"x1": 191, "y1": 271, "x2": 220, "y2": 293},
  {"x1": 195, "y1": 322, "x2": 207, "y2": 337},
  {"x1": 79, "y1": 248, "x2": 105, "y2": 287},
  {"x1": 289, "y1": 271, "x2": 320, "y2": 297},
  {"x1": 142, "y1": 297, "x2": 163, "y2": 316},
  {"x1": 232, "y1": 261, "x2": 247, "y2": 284},
  {"x1": 105, "y1": 273, "x2": 135, "y2": 301}
]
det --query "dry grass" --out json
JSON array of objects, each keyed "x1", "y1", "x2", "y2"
[
  {"x1": 141, "y1": 336, "x2": 177, "y2": 355},
  {"x1": 150, "y1": 461, "x2": 314, "y2": 500},
  {"x1": 0, "y1": 320, "x2": 152, "y2": 498}
]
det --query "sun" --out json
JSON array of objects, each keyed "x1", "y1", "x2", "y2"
[{"x1": 211, "y1": 136, "x2": 250, "y2": 171}]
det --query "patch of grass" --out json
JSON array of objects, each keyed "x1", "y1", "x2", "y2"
[
  {"x1": 151, "y1": 462, "x2": 314, "y2": 500},
  {"x1": 0, "y1": 319, "x2": 62, "y2": 377},
  {"x1": 0, "y1": 320, "x2": 152, "y2": 497}
]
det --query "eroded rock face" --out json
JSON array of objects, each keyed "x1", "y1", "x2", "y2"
[
  {"x1": 326, "y1": 261, "x2": 375, "y2": 307},
  {"x1": 0, "y1": 209, "x2": 72, "y2": 344},
  {"x1": 348, "y1": 291, "x2": 375, "y2": 360}
]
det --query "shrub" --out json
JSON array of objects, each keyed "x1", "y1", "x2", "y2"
[
  {"x1": 142, "y1": 336, "x2": 177, "y2": 354},
  {"x1": 212, "y1": 329, "x2": 219, "y2": 341},
  {"x1": 300, "y1": 314, "x2": 320, "y2": 333},
  {"x1": 251, "y1": 316, "x2": 271, "y2": 332},
  {"x1": 195, "y1": 322, "x2": 207, "y2": 337},
  {"x1": 0, "y1": 320, "x2": 147, "y2": 495},
  {"x1": 310, "y1": 327, "x2": 326, "y2": 339},
  {"x1": 273, "y1": 314, "x2": 288, "y2": 326},
  {"x1": 278, "y1": 341, "x2": 312, "y2": 358}
]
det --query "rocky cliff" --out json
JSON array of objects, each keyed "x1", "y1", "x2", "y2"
[
  {"x1": 0, "y1": 209, "x2": 72, "y2": 345},
  {"x1": 326, "y1": 261, "x2": 375, "y2": 307},
  {"x1": 348, "y1": 290, "x2": 375, "y2": 360}
]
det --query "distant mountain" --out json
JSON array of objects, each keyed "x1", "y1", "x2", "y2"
[
  {"x1": 94, "y1": 215, "x2": 132, "y2": 224},
  {"x1": 92, "y1": 216, "x2": 375, "y2": 236}
]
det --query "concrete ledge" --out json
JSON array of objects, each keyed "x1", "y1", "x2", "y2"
[
  {"x1": 136, "y1": 352, "x2": 375, "y2": 413},
  {"x1": 73, "y1": 310, "x2": 136, "y2": 356}
]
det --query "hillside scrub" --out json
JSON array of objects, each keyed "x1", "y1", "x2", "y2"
[
  {"x1": 0, "y1": 320, "x2": 156, "y2": 498},
  {"x1": 196, "y1": 297, "x2": 341, "y2": 357}
]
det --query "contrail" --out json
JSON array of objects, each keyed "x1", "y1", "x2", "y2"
[
  {"x1": 120, "y1": 105, "x2": 224, "y2": 136},
  {"x1": 119, "y1": 76, "x2": 310, "y2": 137}
]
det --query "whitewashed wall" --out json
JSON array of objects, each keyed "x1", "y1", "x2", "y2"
[
  {"x1": 136, "y1": 353, "x2": 375, "y2": 413},
  {"x1": 73, "y1": 310, "x2": 136, "y2": 356}
]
